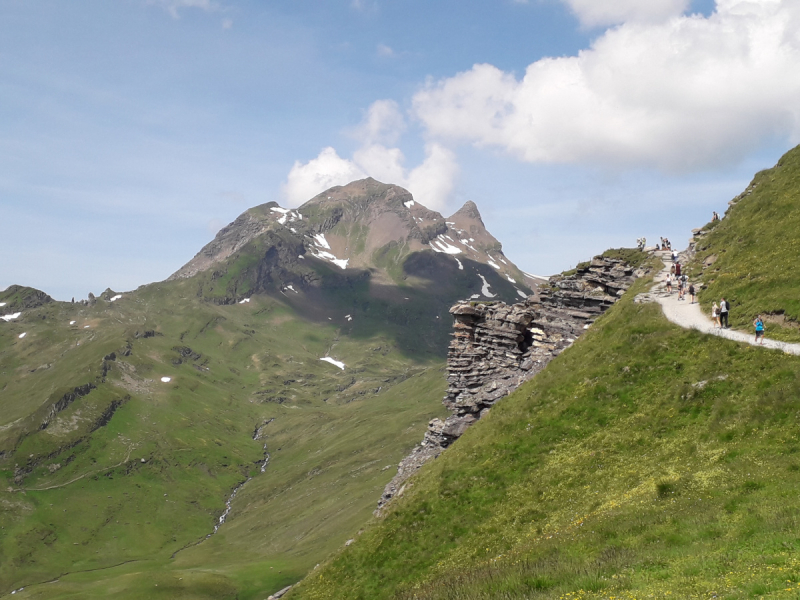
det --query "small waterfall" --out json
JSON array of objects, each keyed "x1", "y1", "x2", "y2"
[{"x1": 208, "y1": 442, "x2": 270, "y2": 537}]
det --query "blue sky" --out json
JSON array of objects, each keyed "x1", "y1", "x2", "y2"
[{"x1": 2, "y1": 0, "x2": 798, "y2": 299}]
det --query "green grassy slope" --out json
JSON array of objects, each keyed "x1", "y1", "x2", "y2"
[
  {"x1": 290, "y1": 271, "x2": 800, "y2": 600},
  {"x1": 0, "y1": 274, "x2": 449, "y2": 598},
  {"x1": 689, "y1": 144, "x2": 800, "y2": 341}
]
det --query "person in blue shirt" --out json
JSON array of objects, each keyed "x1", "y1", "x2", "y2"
[{"x1": 754, "y1": 315, "x2": 765, "y2": 344}]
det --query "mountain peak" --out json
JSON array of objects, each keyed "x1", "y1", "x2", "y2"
[
  {"x1": 169, "y1": 178, "x2": 535, "y2": 301},
  {"x1": 451, "y1": 200, "x2": 484, "y2": 225}
]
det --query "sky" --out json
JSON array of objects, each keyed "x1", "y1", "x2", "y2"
[{"x1": 2, "y1": 0, "x2": 800, "y2": 300}]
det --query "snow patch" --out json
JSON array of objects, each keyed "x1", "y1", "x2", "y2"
[
  {"x1": 454, "y1": 258, "x2": 464, "y2": 270},
  {"x1": 285, "y1": 285, "x2": 298, "y2": 294},
  {"x1": 109, "y1": 294, "x2": 122, "y2": 302},
  {"x1": 69, "y1": 320, "x2": 76, "y2": 325},
  {"x1": 84, "y1": 325, "x2": 90, "y2": 329},
  {"x1": 345, "y1": 314, "x2": 352, "y2": 321},
  {"x1": 239, "y1": 298, "x2": 251, "y2": 304},
  {"x1": 160, "y1": 377, "x2": 172, "y2": 383},
  {"x1": 487, "y1": 260, "x2": 501, "y2": 270},
  {"x1": 314, "y1": 249, "x2": 349, "y2": 269},
  {"x1": 506, "y1": 274, "x2": 516, "y2": 283},
  {"x1": 18, "y1": 332, "x2": 26, "y2": 339},
  {"x1": 1, "y1": 312, "x2": 21, "y2": 322},
  {"x1": 298, "y1": 255, "x2": 304, "y2": 259},
  {"x1": 523, "y1": 271, "x2": 549, "y2": 280},
  {"x1": 516, "y1": 289, "x2": 528, "y2": 299},
  {"x1": 0, "y1": 302, "x2": 5, "y2": 307},
  {"x1": 404, "y1": 200, "x2": 415, "y2": 208},
  {"x1": 270, "y1": 207, "x2": 290, "y2": 214},
  {"x1": 470, "y1": 294, "x2": 480, "y2": 300},
  {"x1": 430, "y1": 236, "x2": 462, "y2": 255},
  {"x1": 320, "y1": 357, "x2": 345, "y2": 370},
  {"x1": 478, "y1": 275, "x2": 496, "y2": 298},
  {"x1": 313, "y1": 234, "x2": 331, "y2": 249}
]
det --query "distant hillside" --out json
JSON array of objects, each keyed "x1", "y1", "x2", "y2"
[
  {"x1": 0, "y1": 181, "x2": 534, "y2": 599},
  {"x1": 689, "y1": 145, "x2": 800, "y2": 341},
  {"x1": 289, "y1": 147, "x2": 800, "y2": 600}
]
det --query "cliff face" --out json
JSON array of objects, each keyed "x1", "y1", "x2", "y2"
[{"x1": 376, "y1": 255, "x2": 644, "y2": 513}]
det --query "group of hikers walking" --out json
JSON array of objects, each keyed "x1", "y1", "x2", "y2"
[
  {"x1": 710, "y1": 298, "x2": 730, "y2": 328},
  {"x1": 665, "y1": 246, "x2": 765, "y2": 344},
  {"x1": 665, "y1": 250, "x2": 694, "y2": 302}
]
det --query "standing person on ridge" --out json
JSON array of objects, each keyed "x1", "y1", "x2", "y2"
[
  {"x1": 719, "y1": 297, "x2": 729, "y2": 329},
  {"x1": 754, "y1": 315, "x2": 765, "y2": 344}
]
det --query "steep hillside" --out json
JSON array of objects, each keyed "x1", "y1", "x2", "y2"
[
  {"x1": 0, "y1": 181, "x2": 533, "y2": 599},
  {"x1": 689, "y1": 145, "x2": 800, "y2": 341},
  {"x1": 291, "y1": 274, "x2": 800, "y2": 600},
  {"x1": 289, "y1": 148, "x2": 800, "y2": 600}
]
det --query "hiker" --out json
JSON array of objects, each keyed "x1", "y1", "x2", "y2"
[
  {"x1": 719, "y1": 297, "x2": 729, "y2": 328},
  {"x1": 666, "y1": 274, "x2": 672, "y2": 293},
  {"x1": 689, "y1": 283, "x2": 696, "y2": 303},
  {"x1": 671, "y1": 250, "x2": 678, "y2": 263},
  {"x1": 675, "y1": 262, "x2": 681, "y2": 277},
  {"x1": 678, "y1": 278, "x2": 685, "y2": 300},
  {"x1": 712, "y1": 302, "x2": 720, "y2": 328},
  {"x1": 754, "y1": 315, "x2": 765, "y2": 344}
]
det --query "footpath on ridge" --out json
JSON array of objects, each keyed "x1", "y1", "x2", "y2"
[{"x1": 637, "y1": 250, "x2": 800, "y2": 356}]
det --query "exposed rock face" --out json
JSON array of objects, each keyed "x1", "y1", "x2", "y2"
[
  {"x1": 375, "y1": 255, "x2": 642, "y2": 514},
  {"x1": 167, "y1": 178, "x2": 537, "y2": 302},
  {"x1": 0, "y1": 285, "x2": 53, "y2": 312},
  {"x1": 169, "y1": 204, "x2": 280, "y2": 280}
]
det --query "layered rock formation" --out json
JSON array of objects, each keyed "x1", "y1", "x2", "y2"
[{"x1": 376, "y1": 255, "x2": 643, "y2": 514}]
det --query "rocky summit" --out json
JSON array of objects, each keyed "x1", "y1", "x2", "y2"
[{"x1": 170, "y1": 178, "x2": 536, "y2": 305}]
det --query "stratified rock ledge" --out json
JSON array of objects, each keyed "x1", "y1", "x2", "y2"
[{"x1": 376, "y1": 255, "x2": 644, "y2": 515}]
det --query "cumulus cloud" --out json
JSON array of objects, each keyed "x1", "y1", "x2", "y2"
[
  {"x1": 563, "y1": 0, "x2": 690, "y2": 27},
  {"x1": 283, "y1": 148, "x2": 366, "y2": 206},
  {"x1": 283, "y1": 143, "x2": 458, "y2": 210},
  {"x1": 353, "y1": 99, "x2": 406, "y2": 146},
  {"x1": 283, "y1": 100, "x2": 458, "y2": 209},
  {"x1": 412, "y1": 0, "x2": 800, "y2": 172}
]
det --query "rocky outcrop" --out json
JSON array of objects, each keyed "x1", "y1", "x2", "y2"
[
  {"x1": 376, "y1": 255, "x2": 642, "y2": 514},
  {"x1": 0, "y1": 285, "x2": 53, "y2": 312}
]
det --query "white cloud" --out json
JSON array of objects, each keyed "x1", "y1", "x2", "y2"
[
  {"x1": 283, "y1": 147, "x2": 366, "y2": 206},
  {"x1": 283, "y1": 101, "x2": 459, "y2": 210},
  {"x1": 412, "y1": 0, "x2": 800, "y2": 172},
  {"x1": 149, "y1": 0, "x2": 219, "y2": 19},
  {"x1": 406, "y1": 143, "x2": 459, "y2": 210},
  {"x1": 353, "y1": 99, "x2": 406, "y2": 145},
  {"x1": 221, "y1": 17, "x2": 233, "y2": 29},
  {"x1": 283, "y1": 143, "x2": 458, "y2": 210},
  {"x1": 563, "y1": 0, "x2": 690, "y2": 27}
]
